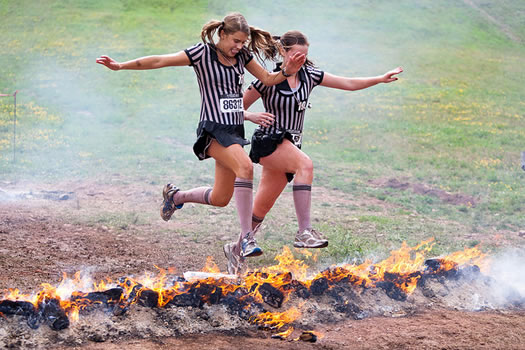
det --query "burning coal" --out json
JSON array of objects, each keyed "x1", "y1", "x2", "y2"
[{"x1": 1, "y1": 239, "x2": 523, "y2": 347}]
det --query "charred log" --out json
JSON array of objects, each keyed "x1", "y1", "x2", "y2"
[
  {"x1": 258, "y1": 283, "x2": 284, "y2": 308},
  {"x1": 284, "y1": 280, "x2": 310, "y2": 299},
  {"x1": 221, "y1": 294, "x2": 264, "y2": 320},
  {"x1": 137, "y1": 289, "x2": 159, "y2": 308},
  {"x1": 298, "y1": 330, "x2": 317, "y2": 343},
  {"x1": 376, "y1": 280, "x2": 407, "y2": 301},
  {"x1": 168, "y1": 282, "x2": 222, "y2": 308},
  {"x1": 424, "y1": 258, "x2": 460, "y2": 279},
  {"x1": 70, "y1": 288, "x2": 124, "y2": 312},
  {"x1": 310, "y1": 277, "x2": 330, "y2": 296},
  {"x1": 0, "y1": 300, "x2": 35, "y2": 316},
  {"x1": 28, "y1": 298, "x2": 69, "y2": 331}
]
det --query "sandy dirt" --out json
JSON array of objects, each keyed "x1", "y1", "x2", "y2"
[
  {"x1": 55, "y1": 309, "x2": 525, "y2": 350},
  {"x1": 1, "y1": 180, "x2": 524, "y2": 349}
]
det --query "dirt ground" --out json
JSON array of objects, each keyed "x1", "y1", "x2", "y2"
[
  {"x1": 1, "y1": 180, "x2": 524, "y2": 349},
  {"x1": 55, "y1": 309, "x2": 525, "y2": 350}
]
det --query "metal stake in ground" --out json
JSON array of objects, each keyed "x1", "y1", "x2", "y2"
[{"x1": 13, "y1": 91, "x2": 18, "y2": 163}]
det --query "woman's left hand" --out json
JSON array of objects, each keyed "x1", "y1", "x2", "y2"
[
  {"x1": 245, "y1": 112, "x2": 275, "y2": 127},
  {"x1": 383, "y1": 67, "x2": 403, "y2": 83}
]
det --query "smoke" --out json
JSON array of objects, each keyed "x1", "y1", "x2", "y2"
[{"x1": 485, "y1": 248, "x2": 525, "y2": 304}]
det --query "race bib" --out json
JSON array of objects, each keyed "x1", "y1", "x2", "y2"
[
  {"x1": 295, "y1": 100, "x2": 311, "y2": 112},
  {"x1": 220, "y1": 93, "x2": 243, "y2": 113},
  {"x1": 289, "y1": 130, "x2": 303, "y2": 148}
]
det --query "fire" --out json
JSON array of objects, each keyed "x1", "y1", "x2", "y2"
[
  {"x1": 439, "y1": 245, "x2": 489, "y2": 273},
  {"x1": 261, "y1": 246, "x2": 311, "y2": 281},
  {"x1": 0, "y1": 239, "x2": 489, "y2": 334},
  {"x1": 250, "y1": 305, "x2": 302, "y2": 330}
]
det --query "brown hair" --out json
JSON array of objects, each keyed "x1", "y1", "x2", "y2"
[
  {"x1": 200, "y1": 12, "x2": 280, "y2": 61},
  {"x1": 273, "y1": 30, "x2": 315, "y2": 67}
]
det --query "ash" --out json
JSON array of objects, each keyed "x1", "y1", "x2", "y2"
[{"x1": 0, "y1": 264, "x2": 523, "y2": 349}]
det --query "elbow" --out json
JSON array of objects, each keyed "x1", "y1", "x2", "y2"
[{"x1": 261, "y1": 73, "x2": 279, "y2": 87}]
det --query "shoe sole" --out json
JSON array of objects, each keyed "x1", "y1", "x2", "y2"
[
  {"x1": 160, "y1": 184, "x2": 183, "y2": 221},
  {"x1": 241, "y1": 247, "x2": 263, "y2": 258},
  {"x1": 293, "y1": 241, "x2": 328, "y2": 249}
]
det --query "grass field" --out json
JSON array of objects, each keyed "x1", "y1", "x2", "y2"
[{"x1": 1, "y1": 0, "x2": 524, "y2": 265}]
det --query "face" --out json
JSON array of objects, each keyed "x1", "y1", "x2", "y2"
[
  {"x1": 218, "y1": 31, "x2": 249, "y2": 58},
  {"x1": 283, "y1": 44, "x2": 309, "y2": 66}
]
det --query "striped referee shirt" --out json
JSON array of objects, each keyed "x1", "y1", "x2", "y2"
[
  {"x1": 251, "y1": 63, "x2": 324, "y2": 134},
  {"x1": 184, "y1": 43, "x2": 253, "y2": 125}
]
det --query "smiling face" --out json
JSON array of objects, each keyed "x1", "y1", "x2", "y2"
[{"x1": 218, "y1": 30, "x2": 249, "y2": 58}]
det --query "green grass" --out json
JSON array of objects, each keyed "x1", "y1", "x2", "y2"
[{"x1": 1, "y1": 0, "x2": 524, "y2": 264}]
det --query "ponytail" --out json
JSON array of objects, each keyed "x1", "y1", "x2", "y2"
[
  {"x1": 247, "y1": 26, "x2": 280, "y2": 62},
  {"x1": 200, "y1": 20, "x2": 223, "y2": 46},
  {"x1": 200, "y1": 13, "x2": 303, "y2": 65}
]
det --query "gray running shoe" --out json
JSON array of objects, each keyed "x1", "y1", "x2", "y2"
[
  {"x1": 223, "y1": 242, "x2": 245, "y2": 275},
  {"x1": 160, "y1": 183, "x2": 184, "y2": 221},
  {"x1": 294, "y1": 228, "x2": 328, "y2": 248},
  {"x1": 240, "y1": 224, "x2": 263, "y2": 257},
  {"x1": 240, "y1": 235, "x2": 263, "y2": 257},
  {"x1": 312, "y1": 229, "x2": 327, "y2": 240}
]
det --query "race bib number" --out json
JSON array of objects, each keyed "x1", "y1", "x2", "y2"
[
  {"x1": 289, "y1": 130, "x2": 303, "y2": 148},
  {"x1": 220, "y1": 94, "x2": 243, "y2": 113}
]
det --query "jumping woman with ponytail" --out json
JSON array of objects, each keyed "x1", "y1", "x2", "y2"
[
  {"x1": 243, "y1": 30, "x2": 402, "y2": 251},
  {"x1": 96, "y1": 14, "x2": 305, "y2": 275}
]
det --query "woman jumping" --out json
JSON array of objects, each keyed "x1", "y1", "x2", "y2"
[
  {"x1": 243, "y1": 30, "x2": 402, "y2": 253},
  {"x1": 96, "y1": 14, "x2": 305, "y2": 275}
]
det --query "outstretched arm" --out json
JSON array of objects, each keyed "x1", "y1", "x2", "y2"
[
  {"x1": 243, "y1": 86, "x2": 275, "y2": 127},
  {"x1": 245, "y1": 52, "x2": 306, "y2": 86},
  {"x1": 96, "y1": 51, "x2": 191, "y2": 70},
  {"x1": 320, "y1": 67, "x2": 403, "y2": 91}
]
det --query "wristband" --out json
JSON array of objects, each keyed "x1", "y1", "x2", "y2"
[{"x1": 281, "y1": 67, "x2": 291, "y2": 77}]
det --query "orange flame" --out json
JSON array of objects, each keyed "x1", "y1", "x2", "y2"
[
  {"x1": 250, "y1": 305, "x2": 302, "y2": 330},
  {"x1": 0, "y1": 239, "x2": 489, "y2": 330}
]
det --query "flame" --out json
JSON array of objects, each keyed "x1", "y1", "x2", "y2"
[
  {"x1": 440, "y1": 245, "x2": 489, "y2": 273},
  {"x1": 262, "y1": 246, "x2": 310, "y2": 281},
  {"x1": 273, "y1": 326, "x2": 294, "y2": 339},
  {"x1": 0, "y1": 239, "x2": 489, "y2": 331},
  {"x1": 202, "y1": 256, "x2": 221, "y2": 273},
  {"x1": 250, "y1": 305, "x2": 302, "y2": 330}
]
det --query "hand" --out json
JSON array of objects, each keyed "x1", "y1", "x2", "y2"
[
  {"x1": 283, "y1": 51, "x2": 306, "y2": 75},
  {"x1": 96, "y1": 55, "x2": 122, "y2": 71},
  {"x1": 246, "y1": 112, "x2": 275, "y2": 127},
  {"x1": 383, "y1": 66, "x2": 403, "y2": 83}
]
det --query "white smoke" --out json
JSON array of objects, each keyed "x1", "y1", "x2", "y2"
[{"x1": 485, "y1": 248, "x2": 525, "y2": 304}]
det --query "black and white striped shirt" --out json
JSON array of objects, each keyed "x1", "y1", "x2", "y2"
[
  {"x1": 251, "y1": 63, "x2": 324, "y2": 134},
  {"x1": 185, "y1": 43, "x2": 253, "y2": 125}
]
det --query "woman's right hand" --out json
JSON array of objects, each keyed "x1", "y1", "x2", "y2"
[
  {"x1": 96, "y1": 55, "x2": 122, "y2": 71},
  {"x1": 245, "y1": 112, "x2": 275, "y2": 127},
  {"x1": 284, "y1": 51, "x2": 306, "y2": 75}
]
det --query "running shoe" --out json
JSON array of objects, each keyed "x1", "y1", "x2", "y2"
[
  {"x1": 223, "y1": 242, "x2": 245, "y2": 275},
  {"x1": 160, "y1": 183, "x2": 183, "y2": 221},
  {"x1": 293, "y1": 228, "x2": 328, "y2": 248},
  {"x1": 240, "y1": 235, "x2": 263, "y2": 257}
]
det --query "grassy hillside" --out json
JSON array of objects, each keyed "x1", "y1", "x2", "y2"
[{"x1": 1, "y1": 0, "x2": 524, "y2": 261}]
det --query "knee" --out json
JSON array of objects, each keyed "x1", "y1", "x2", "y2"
[
  {"x1": 236, "y1": 161, "x2": 253, "y2": 180},
  {"x1": 298, "y1": 156, "x2": 313, "y2": 176}
]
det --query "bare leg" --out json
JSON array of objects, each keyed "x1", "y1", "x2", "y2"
[
  {"x1": 256, "y1": 139, "x2": 314, "y2": 231},
  {"x1": 252, "y1": 167, "x2": 288, "y2": 228},
  {"x1": 207, "y1": 140, "x2": 254, "y2": 255}
]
